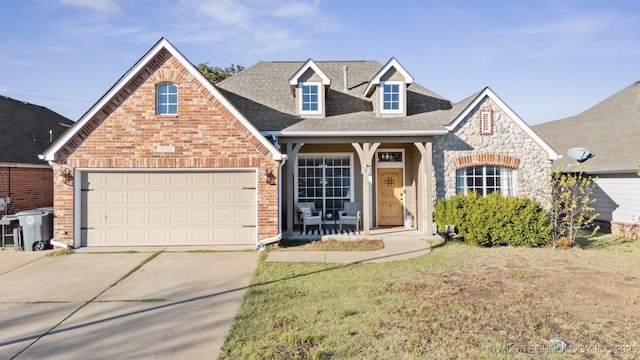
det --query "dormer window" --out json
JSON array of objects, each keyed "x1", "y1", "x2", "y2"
[
  {"x1": 156, "y1": 83, "x2": 178, "y2": 115},
  {"x1": 479, "y1": 109, "x2": 493, "y2": 135},
  {"x1": 289, "y1": 59, "x2": 330, "y2": 117},
  {"x1": 381, "y1": 81, "x2": 402, "y2": 112},
  {"x1": 300, "y1": 82, "x2": 321, "y2": 114},
  {"x1": 364, "y1": 58, "x2": 413, "y2": 117}
]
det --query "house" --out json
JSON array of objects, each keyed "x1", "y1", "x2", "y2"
[
  {"x1": 534, "y1": 81, "x2": 640, "y2": 240},
  {"x1": 42, "y1": 38, "x2": 558, "y2": 249},
  {"x1": 0, "y1": 95, "x2": 73, "y2": 215}
]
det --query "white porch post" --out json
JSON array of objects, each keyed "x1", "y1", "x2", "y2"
[
  {"x1": 414, "y1": 142, "x2": 434, "y2": 235},
  {"x1": 285, "y1": 143, "x2": 303, "y2": 235},
  {"x1": 352, "y1": 142, "x2": 380, "y2": 236}
]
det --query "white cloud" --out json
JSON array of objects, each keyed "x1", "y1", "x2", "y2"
[
  {"x1": 173, "y1": 0, "x2": 333, "y2": 57},
  {"x1": 59, "y1": 0, "x2": 120, "y2": 12}
]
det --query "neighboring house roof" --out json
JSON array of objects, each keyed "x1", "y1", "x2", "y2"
[
  {"x1": 216, "y1": 60, "x2": 453, "y2": 135},
  {"x1": 41, "y1": 38, "x2": 284, "y2": 162},
  {"x1": 0, "y1": 95, "x2": 73, "y2": 165},
  {"x1": 534, "y1": 80, "x2": 640, "y2": 173}
]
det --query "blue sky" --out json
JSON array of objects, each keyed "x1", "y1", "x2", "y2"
[{"x1": 1, "y1": 0, "x2": 638, "y2": 124}]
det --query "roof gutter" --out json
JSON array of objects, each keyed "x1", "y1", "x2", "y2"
[
  {"x1": 256, "y1": 153, "x2": 288, "y2": 251},
  {"x1": 265, "y1": 130, "x2": 449, "y2": 137}
]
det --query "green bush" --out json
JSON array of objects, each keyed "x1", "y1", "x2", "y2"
[{"x1": 433, "y1": 192, "x2": 551, "y2": 247}]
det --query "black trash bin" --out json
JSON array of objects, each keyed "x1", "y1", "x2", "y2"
[{"x1": 16, "y1": 209, "x2": 53, "y2": 251}]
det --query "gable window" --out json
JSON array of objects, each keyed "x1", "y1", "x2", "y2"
[
  {"x1": 156, "y1": 83, "x2": 178, "y2": 115},
  {"x1": 381, "y1": 81, "x2": 402, "y2": 113},
  {"x1": 296, "y1": 154, "x2": 353, "y2": 219},
  {"x1": 456, "y1": 165, "x2": 514, "y2": 196},
  {"x1": 479, "y1": 109, "x2": 493, "y2": 135},
  {"x1": 300, "y1": 83, "x2": 321, "y2": 114}
]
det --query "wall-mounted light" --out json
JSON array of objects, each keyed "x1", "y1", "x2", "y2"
[
  {"x1": 58, "y1": 168, "x2": 74, "y2": 186},
  {"x1": 263, "y1": 168, "x2": 276, "y2": 185}
]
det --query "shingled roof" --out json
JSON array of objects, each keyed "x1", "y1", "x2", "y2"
[
  {"x1": 533, "y1": 81, "x2": 640, "y2": 173},
  {"x1": 216, "y1": 60, "x2": 455, "y2": 133},
  {"x1": 0, "y1": 96, "x2": 74, "y2": 165}
]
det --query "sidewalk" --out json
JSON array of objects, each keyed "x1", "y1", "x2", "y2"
[{"x1": 266, "y1": 229, "x2": 435, "y2": 263}]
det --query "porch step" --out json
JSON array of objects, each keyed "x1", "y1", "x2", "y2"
[{"x1": 299, "y1": 229, "x2": 361, "y2": 236}]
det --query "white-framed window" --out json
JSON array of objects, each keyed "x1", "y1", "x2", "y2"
[
  {"x1": 299, "y1": 82, "x2": 321, "y2": 115},
  {"x1": 456, "y1": 165, "x2": 515, "y2": 196},
  {"x1": 380, "y1": 81, "x2": 403, "y2": 113},
  {"x1": 296, "y1": 154, "x2": 353, "y2": 218},
  {"x1": 479, "y1": 109, "x2": 493, "y2": 135},
  {"x1": 156, "y1": 83, "x2": 178, "y2": 115}
]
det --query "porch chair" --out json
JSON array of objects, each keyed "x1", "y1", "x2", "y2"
[
  {"x1": 297, "y1": 202, "x2": 323, "y2": 233},
  {"x1": 338, "y1": 202, "x2": 363, "y2": 232}
]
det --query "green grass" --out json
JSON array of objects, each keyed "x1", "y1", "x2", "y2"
[{"x1": 220, "y1": 234, "x2": 640, "y2": 359}]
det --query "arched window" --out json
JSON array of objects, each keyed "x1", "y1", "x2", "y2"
[
  {"x1": 156, "y1": 83, "x2": 178, "y2": 115},
  {"x1": 456, "y1": 165, "x2": 515, "y2": 196}
]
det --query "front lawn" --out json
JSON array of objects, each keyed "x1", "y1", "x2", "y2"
[{"x1": 220, "y1": 234, "x2": 640, "y2": 359}]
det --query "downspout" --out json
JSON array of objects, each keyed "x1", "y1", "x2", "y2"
[{"x1": 256, "y1": 154, "x2": 288, "y2": 251}]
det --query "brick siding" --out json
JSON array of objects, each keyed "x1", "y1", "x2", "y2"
[
  {"x1": 52, "y1": 49, "x2": 279, "y2": 246},
  {"x1": 0, "y1": 166, "x2": 53, "y2": 215}
]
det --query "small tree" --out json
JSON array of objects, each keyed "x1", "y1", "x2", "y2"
[
  {"x1": 196, "y1": 63, "x2": 244, "y2": 84},
  {"x1": 549, "y1": 168, "x2": 599, "y2": 248}
]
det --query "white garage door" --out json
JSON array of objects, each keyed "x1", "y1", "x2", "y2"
[{"x1": 81, "y1": 171, "x2": 257, "y2": 246}]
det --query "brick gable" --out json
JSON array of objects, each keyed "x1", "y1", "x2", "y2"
[{"x1": 52, "y1": 50, "x2": 279, "y2": 246}]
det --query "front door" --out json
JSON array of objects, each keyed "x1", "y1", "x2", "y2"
[{"x1": 377, "y1": 168, "x2": 404, "y2": 226}]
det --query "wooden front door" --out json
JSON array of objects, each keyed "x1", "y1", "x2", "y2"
[{"x1": 377, "y1": 168, "x2": 404, "y2": 226}]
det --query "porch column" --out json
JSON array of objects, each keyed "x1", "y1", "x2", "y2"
[
  {"x1": 414, "y1": 142, "x2": 434, "y2": 235},
  {"x1": 351, "y1": 142, "x2": 380, "y2": 236},
  {"x1": 285, "y1": 143, "x2": 303, "y2": 235}
]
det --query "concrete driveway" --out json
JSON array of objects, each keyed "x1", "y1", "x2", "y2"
[{"x1": 0, "y1": 247, "x2": 258, "y2": 359}]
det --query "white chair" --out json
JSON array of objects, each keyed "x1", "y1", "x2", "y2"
[
  {"x1": 339, "y1": 202, "x2": 363, "y2": 232},
  {"x1": 297, "y1": 202, "x2": 323, "y2": 233}
]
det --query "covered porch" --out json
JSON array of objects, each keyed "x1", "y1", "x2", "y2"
[{"x1": 279, "y1": 136, "x2": 436, "y2": 238}]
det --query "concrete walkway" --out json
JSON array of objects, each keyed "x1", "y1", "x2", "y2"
[{"x1": 266, "y1": 229, "x2": 435, "y2": 263}]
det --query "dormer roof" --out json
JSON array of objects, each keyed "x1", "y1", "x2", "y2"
[
  {"x1": 364, "y1": 57, "x2": 414, "y2": 97},
  {"x1": 288, "y1": 59, "x2": 331, "y2": 94}
]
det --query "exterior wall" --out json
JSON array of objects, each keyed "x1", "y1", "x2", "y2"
[
  {"x1": 0, "y1": 166, "x2": 53, "y2": 215},
  {"x1": 52, "y1": 49, "x2": 279, "y2": 246},
  {"x1": 433, "y1": 97, "x2": 552, "y2": 205},
  {"x1": 591, "y1": 173, "x2": 640, "y2": 240}
]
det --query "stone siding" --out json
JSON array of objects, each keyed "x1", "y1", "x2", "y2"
[{"x1": 433, "y1": 97, "x2": 552, "y2": 205}]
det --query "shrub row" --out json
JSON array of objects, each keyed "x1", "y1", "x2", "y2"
[{"x1": 434, "y1": 192, "x2": 551, "y2": 247}]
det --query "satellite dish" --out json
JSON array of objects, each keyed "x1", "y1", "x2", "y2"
[{"x1": 567, "y1": 147, "x2": 594, "y2": 163}]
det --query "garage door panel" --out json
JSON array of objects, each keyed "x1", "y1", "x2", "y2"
[
  {"x1": 149, "y1": 209, "x2": 168, "y2": 224},
  {"x1": 105, "y1": 210, "x2": 125, "y2": 226},
  {"x1": 213, "y1": 189, "x2": 232, "y2": 205},
  {"x1": 127, "y1": 173, "x2": 146, "y2": 186},
  {"x1": 212, "y1": 209, "x2": 231, "y2": 224},
  {"x1": 127, "y1": 191, "x2": 147, "y2": 205},
  {"x1": 84, "y1": 171, "x2": 257, "y2": 246},
  {"x1": 236, "y1": 190, "x2": 255, "y2": 205},
  {"x1": 149, "y1": 191, "x2": 169, "y2": 206},
  {"x1": 234, "y1": 172, "x2": 255, "y2": 186},
  {"x1": 127, "y1": 229, "x2": 147, "y2": 245},
  {"x1": 171, "y1": 190, "x2": 190, "y2": 205},
  {"x1": 170, "y1": 209, "x2": 189, "y2": 224},
  {"x1": 192, "y1": 190, "x2": 212, "y2": 204},
  {"x1": 106, "y1": 173, "x2": 125, "y2": 186},
  {"x1": 127, "y1": 210, "x2": 146, "y2": 225},
  {"x1": 149, "y1": 174, "x2": 169, "y2": 186},
  {"x1": 192, "y1": 209, "x2": 211, "y2": 225}
]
